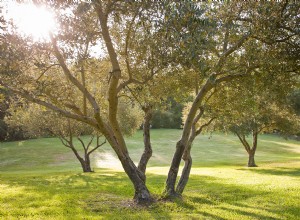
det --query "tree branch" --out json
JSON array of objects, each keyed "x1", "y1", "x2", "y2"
[
  {"x1": 86, "y1": 135, "x2": 95, "y2": 152},
  {"x1": 36, "y1": 64, "x2": 60, "y2": 81},
  {"x1": 216, "y1": 33, "x2": 251, "y2": 73},
  {"x1": 59, "y1": 136, "x2": 72, "y2": 148},
  {"x1": 88, "y1": 137, "x2": 106, "y2": 156},
  {"x1": 0, "y1": 83, "x2": 98, "y2": 127},
  {"x1": 50, "y1": 35, "x2": 100, "y2": 115},
  {"x1": 235, "y1": 132, "x2": 251, "y2": 153},
  {"x1": 195, "y1": 117, "x2": 215, "y2": 136},
  {"x1": 77, "y1": 136, "x2": 87, "y2": 152}
]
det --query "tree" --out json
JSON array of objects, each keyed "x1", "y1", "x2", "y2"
[
  {"x1": 214, "y1": 75, "x2": 299, "y2": 167},
  {"x1": 161, "y1": 1, "x2": 299, "y2": 198},
  {"x1": 0, "y1": 1, "x2": 160, "y2": 203},
  {"x1": 6, "y1": 103, "x2": 107, "y2": 172}
]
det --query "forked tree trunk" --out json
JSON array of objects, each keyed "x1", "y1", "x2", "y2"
[
  {"x1": 138, "y1": 106, "x2": 153, "y2": 175},
  {"x1": 175, "y1": 108, "x2": 214, "y2": 195},
  {"x1": 94, "y1": 1, "x2": 151, "y2": 203},
  {"x1": 236, "y1": 130, "x2": 258, "y2": 167},
  {"x1": 164, "y1": 77, "x2": 216, "y2": 199},
  {"x1": 71, "y1": 148, "x2": 93, "y2": 172}
]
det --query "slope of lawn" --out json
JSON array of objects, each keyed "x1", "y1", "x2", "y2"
[{"x1": 0, "y1": 129, "x2": 300, "y2": 219}]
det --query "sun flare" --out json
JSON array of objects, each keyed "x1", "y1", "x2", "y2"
[{"x1": 6, "y1": 2, "x2": 57, "y2": 41}]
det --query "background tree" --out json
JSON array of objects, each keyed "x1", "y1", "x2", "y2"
[
  {"x1": 6, "y1": 103, "x2": 107, "y2": 172},
  {"x1": 214, "y1": 75, "x2": 299, "y2": 167}
]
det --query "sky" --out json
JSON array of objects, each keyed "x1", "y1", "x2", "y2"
[{"x1": 1, "y1": 1, "x2": 57, "y2": 41}]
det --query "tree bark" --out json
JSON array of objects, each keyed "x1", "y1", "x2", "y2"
[
  {"x1": 70, "y1": 147, "x2": 93, "y2": 172},
  {"x1": 176, "y1": 154, "x2": 192, "y2": 194},
  {"x1": 236, "y1": 130, "x2": 258, "y2": 167},
  {"x1": 248, "y1": 150, "x2": 257, "y2": 167},
  {"x1": 117, "y1": 151, "x2": 152, "y2": 204},
  {"x1": 138, "y1": 106, "x2": 153, "y2": 175},
  {"x1": 83, "y1": 154, "x2": 93, "y2": 172},
  {"x1": 248, "y1": 130, "x2": 258, "y2": 167},
  {"x1": 164, "y1": 79, "x2": 214, "y2": 199},
  {"x1": 164, "y1": 140, "x2": 185, "y2": 198},
  {"x1": 93, "y1": 1, "x2": 153, "y2": 203}
]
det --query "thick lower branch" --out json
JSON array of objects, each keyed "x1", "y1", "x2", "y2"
[{"x1": 138, "y1": 106, "x2": 153, "y2": 175}]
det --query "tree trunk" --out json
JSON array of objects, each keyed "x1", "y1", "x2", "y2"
[
  {"x1": 248, "y1": 150, "x2": 257, "y2": 167},
  {"x1": 175, "y1": 132, "x2": 197, "y2": 195},
  {"x1": 176, "y1": 154, "x2": 192, "y2": 194},
  {"x1": 69, "y1": 147, "x2": 93, "y2": 172},
  {"x1": 76, "y1": 154, "x2": 93, "y2": 172},
  {"x1": 164, "y1": 79, "x2": 216, "y2": 199},
  {"x1": 82, "y1": 154, "x2": 93, "y2": 172},
  {"x1": 138, "y1": 107, "x2": 153, "y2": 175},
  {"x1": 164, "y1": 140, "x2": 185, "y2": 198},
  {"x1": 118, "y1": 151, "x2": 152, "y2": 204},
  {"x1": 248, "y1": 130, "x2": 258, "y2": 167}
]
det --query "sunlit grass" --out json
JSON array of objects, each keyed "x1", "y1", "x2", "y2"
[{"x1": 0, "y1": 130, "x2": 299, "y2": 219}]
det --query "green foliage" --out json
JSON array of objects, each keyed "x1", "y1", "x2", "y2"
[
  {"x1": 214, "y1": 75, "x2": 299, "y2": 137},
  {"x1": 117, "y1": 100, "x2": 143, "y2": 136},
  {"x1": 151, "y1": 98, "x2": 183, "y2": 129},
  {"x1": 289, "y1": 90, "x2": 300, "y2": 116},
  {"x1": 0, "y1": 91, "x2": 25, "y2": 141},
  {"x1": 5, "y1": 103, "x2": 92, "y2": 138}
]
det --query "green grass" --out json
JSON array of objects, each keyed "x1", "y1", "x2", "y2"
[{"x1": 0, "y1": 129, "x2": 300, "y2": 219}]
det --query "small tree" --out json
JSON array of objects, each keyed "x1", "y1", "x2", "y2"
[
  {"x1": 214, "y1": 75, "x2": 299, "y2": 167},
  {"x1": 6, "y1": 103, "x2": 107, "y2": 172}
]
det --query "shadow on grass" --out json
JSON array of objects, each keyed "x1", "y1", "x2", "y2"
[
  {"x1": 238, "y1": 167, "x2": 300, "y2": 177},
  {"x1": 185, "y1": 175, "x2": 298, "y2": 219},
  {"x1": 0, "y1": 170, "x2": 299, "y2": 219}
]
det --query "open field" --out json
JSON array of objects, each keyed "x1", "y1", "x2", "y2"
[{"x1": 0, "y1": 129, "x2": 300, "y2": 219}]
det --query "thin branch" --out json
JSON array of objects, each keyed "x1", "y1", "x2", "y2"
[
  {"x1": 77, "y1": 136, "x2": 87, "y2": 152},
  {"x1": 195, "y1": 117, "x2": 215, "y2": 136},
  {"x1": 124, "y1": 8, "x2": 140, "y2": 80},
  {"x1": 88, "y1": 138, "x2": 106, "y2": 156},
  {"x1": 216, "y1": 33, "x2": 251, "y2": 73},
  {"x1": 86, "y1": 135, "x2": 95, "y2": 152},
  {"x1": 125, "y1": 85, "x2": 144, "y2": 109},
  {"x1": 59, "y1": 136, "x2": 72, "y2": 148},
  {"x1": 235, "y1": 132, "x2": 251, "y2": 153},
  {"x1": 223, "y1": 23, "x2": 230, "y2": 53},
  {"x1": 117, "y1": 67, "x2": 158, "y2": 93},
  {"x1": 215, "y1": 65, "x2": 258, "y2": 85},
  {"x1": 36, "y1": 64, "x2": 60, "y2": 81}
]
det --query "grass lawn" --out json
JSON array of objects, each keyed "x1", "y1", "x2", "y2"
[{"x1": 0, "y1": 129, "x2": 299, "y2": 219}]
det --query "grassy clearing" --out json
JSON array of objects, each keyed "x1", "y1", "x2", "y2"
[{"x1": 0, "y1": 129, "x2": 300, "y2": 219}]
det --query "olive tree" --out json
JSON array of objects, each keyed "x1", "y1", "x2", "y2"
[
  {"x1": 160, "y1": 1, "x2": 300, "y2": 198},
  {"x1": 0, "y1": 1, "x2": 162, "y2": 203},
  {"x1": 214, "y1": 75, "x2": 299, "y2": 167}
]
